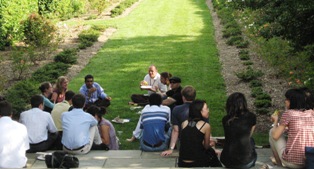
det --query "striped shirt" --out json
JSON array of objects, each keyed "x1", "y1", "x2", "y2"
[
  {"x1": 280, "y1": 109, "x2": 314, "y2": 165},
  {"x1": 141, "y1": 105, "x2": 170, "y2": 145}
]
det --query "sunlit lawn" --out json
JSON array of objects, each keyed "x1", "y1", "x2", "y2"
[{"x1": 65, "y1": 0, "x2": 266, "y2": 149}]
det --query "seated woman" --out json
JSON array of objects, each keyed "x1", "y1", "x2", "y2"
[
  {"x1": 86, "y1": 105, "x2": 119, "y2": 150},
  {"x1": 51, "y1": 76, "x2": 68, "y2": 104},
  {"x1": 39, "y1": 82, "x2": 54, "y2": 113},
  {"x1": 220, "y1": 92, "x2": 257, "y2": 168},
  {"x1": 178, "y1": 100, "x2": 221, "y2": 167},
  {"x1": 156, "y1": 72, "x2": 172, "y2": 99},
  {"x1": 269, "y1": 88, "x2": 314, "y2": 168}
]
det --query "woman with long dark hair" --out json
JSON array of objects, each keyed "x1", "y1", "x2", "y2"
[
  {"x1": 220, "y1": 92, "x2": 257, "y2": 168},
  {"x1": 178, "y1": 100, "x2": 221, "y2": 167}
]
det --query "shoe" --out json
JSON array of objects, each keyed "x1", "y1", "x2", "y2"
[
  {"x1": 270, "y1": 156, "x2": 277, "y2": 165},
  {"x1": 126, "y1": 136, "x2": 136, "y2": 142}
]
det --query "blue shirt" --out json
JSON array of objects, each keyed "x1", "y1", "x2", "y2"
[
  {"x1": 79, "y1": 82, "x2": 108, "y2": 104},
  {"x1": 141, "y1": 105, "x2": 170, "y2": 145},
  {"x1": 41, "y1": 94, "x2": 54, "y2": 109},
  {"x1": 61, "y1": 108, "x2": 97, "y2": 149}
]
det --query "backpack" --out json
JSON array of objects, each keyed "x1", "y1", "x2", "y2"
[{"x1": 45, "y1": 151, "x2": 79, "y2": 169}]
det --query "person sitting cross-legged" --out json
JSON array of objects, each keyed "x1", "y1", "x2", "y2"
[
  {"x1": 19, "y1": 95, "x2": 58, "y2": 153},
  {"x1": 80, "y1": 74, "x2": 111, "y2": 110},
  {"x1": 61, "y1": 94, "x2": 102, "y2": 154},
  {"x1": 140, "y1": 93, "x2": 171, "y2": 152}
]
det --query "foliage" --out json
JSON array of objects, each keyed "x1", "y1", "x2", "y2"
[
  {"x1": 78, "y1": 29, "x2": 101, "y2": 49},
  {"x1": 91, "y1": 25, "x2": 108, "y2": 32},
  {"x1": 4, "y1": 80, "x2": 38, "y2": 116},
  {"x1": 31, "y1": 62, "x2": 70, "y2": 83},
  {"x1": 111, "y1": 0, "x2": 139, "y2": 17},
  {"x1": 222, "y1": 27, "x2": 242, "y2": 38},
  {"x1": 236, "y1": 66, "x2": 263, "y2": 82},
  {"x1": 21, "y1": 13, "x2": 60, "y2": 64},
  {"x1": 249, "y1": 79, "x2": 262, "y2": 88},
  {"x1": 10, "y1": 48, "x2": 31, "y2": 80},
  {"x1": 239, "y1": 49, "x2": 250, "y2": 60},
  {"x1": 54, "y1": 48, "x2": 78, "y2": 64},
  {"x1": 22, "y1": 13, "x2": 57, "y2": 47},
  {"x1": 0, "y1": 0, "x2": 37, "y2": 50},
  {"x1": 243, "y1": 61, "x2": 253, "y2": 66},
  {"x1": 251, "y1": 87, "x2": 263, "y2": 97},
  {"x1": 254, "y1": 99, "x2": 272, "y2": 108},
  {"x1": 88, "y1": 0, "x2": 112, "y2": 15}
]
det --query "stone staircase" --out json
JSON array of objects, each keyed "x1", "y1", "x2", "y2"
[{"x1": 26, "y1": 149, "x2": 285, "y2": 168}]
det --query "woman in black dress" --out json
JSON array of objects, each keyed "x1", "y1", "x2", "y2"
[
  {"x1": 178, "y1": 100, "x2": 221, "y2": 167},
  {"x1": 220, "y1": 92, "x2": 257, "y2": 168}
]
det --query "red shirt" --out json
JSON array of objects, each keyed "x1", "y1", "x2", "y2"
[{"x1": 280, "y1": 109, "x2": 314, "y2": 165}]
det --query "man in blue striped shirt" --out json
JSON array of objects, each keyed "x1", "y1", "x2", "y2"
[{"x1": 140, "y1": 93, "x2": 171, "y2": 152}]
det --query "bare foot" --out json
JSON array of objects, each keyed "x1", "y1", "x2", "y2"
[{"x1": 126, "y1": 136, "x2": 136, "y2": 142}]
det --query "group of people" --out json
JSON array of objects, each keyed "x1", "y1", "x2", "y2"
[
  {"x1": 1, "y1": 64, "x2": 314, "y2": 169},
  {"x1": 0, "y1": 75, "x2": 118, "y2": 168},
  {"x1": 126, "y1": 65, "x2": 314, "y2": 168}
]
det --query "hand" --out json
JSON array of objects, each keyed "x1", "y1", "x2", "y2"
[
  {"x1": 161, "y1": 149, "x2": 173, "y2": 156},
  {"x1": 140, "y1": 80, "x2": 148, "y2": 86},
  {"x1": 106, "y1": 97, "x2": 112, "y2": 101},
  {"x1": 271, "y1": 110, "x2": 279, "y2": 124},
  {"x1": 88, "y1": 87, "x2": 97, "y2": 94}
]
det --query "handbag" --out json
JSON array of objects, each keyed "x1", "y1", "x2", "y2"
[
  {"x1": 45, "y1": 151, "x2": 79, "y2": 169},
  {"x1": 305, "y1": 147, "x2": 314, "y2": 169},
  {"x1": 205, "y1": 147, "x2": 222, "y2": 167}
]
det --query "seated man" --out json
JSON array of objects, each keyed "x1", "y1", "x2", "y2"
[
  {"x1": 80, "y1": 74, "x2": 111, "y2": 110},
  {"x1": 61, "y1": 94, "x2": 102, "y2": 154},
  {"x1": 140, "y1": 93, "x2": 171, "y2": 152},
  {"x1": 162, "y1": 76, "x2": 183, "y2": 110},
  {"x1": 130, "y1": 65, "x2": 167, "y2": 106},
  {"x1": 0, "y1": 101, "x2": 29, "y2": 168},
  {"x1": 19, "y1": 95, "x2": 58, "y2": 153},
  {"x1": 51, "y1": 90, "x2": 75, "y2": 150}
]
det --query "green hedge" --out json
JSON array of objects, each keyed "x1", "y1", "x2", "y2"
[{"x1": 0, "y1": 0, "x2": 37, "y2": 50}]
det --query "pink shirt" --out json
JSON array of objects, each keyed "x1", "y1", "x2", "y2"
[{"x1": 280, "y1": 109, "x2": 314, "y2": 165}]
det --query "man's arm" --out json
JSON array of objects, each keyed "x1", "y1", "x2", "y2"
[
  {"x1": 95, "y1": 83, "x2": 108, "y2": 99},
  {"x1": 160, "y1": 125, "x2": 179, "y2": 156},
  {"x1": 162, "y1": 97, "x2": 176, "y2": 106}
]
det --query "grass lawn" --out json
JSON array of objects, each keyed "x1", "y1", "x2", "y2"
[{"x1": 66, "y1": 0, "x2": 266, "y2": 149}]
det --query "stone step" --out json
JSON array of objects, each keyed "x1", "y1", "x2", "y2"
[{"x1": 26, "y1": 149, "x2": 285, "y2": 168}]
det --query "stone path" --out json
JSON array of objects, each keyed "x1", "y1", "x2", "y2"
[{"x1": 26, "y1": 149, "x2": 284, "y2": 168}]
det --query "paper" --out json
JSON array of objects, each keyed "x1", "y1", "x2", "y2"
[{"x1": 140, "y1": 86, "x2": 152, "y2": 89}]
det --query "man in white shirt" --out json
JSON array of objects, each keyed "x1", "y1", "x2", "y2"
[
  {"x1": 19, "y1": 95, "x2": 58, "y2": 153},
  {"x1": 130, "y1": 65, "x2": 167, "y2": 106},
  {"x1": 0, "y1": 101, "x2": 29, "y2": 168}
]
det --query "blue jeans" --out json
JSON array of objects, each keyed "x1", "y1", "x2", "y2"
[{"x1": 140, "y1": 127, "x2": 171, "y2": 152}]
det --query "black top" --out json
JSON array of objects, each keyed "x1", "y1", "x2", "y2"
[
  {"x1": 220, "y1": 112, "x2": 257, "y2": 167},
  {"x1": 179, "y1": 121, "x2": 207, "y2": 161},
  {"x1": 166, "y1": 86, "x2": 183, "y2": 109}
]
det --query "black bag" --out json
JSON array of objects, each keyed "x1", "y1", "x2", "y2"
[
  {"x1": 205, "y1": 147, "x2": 222, "y2": 167},
  {"x1": 45, "y1": 151, "x2": 79, "y2": 169}
]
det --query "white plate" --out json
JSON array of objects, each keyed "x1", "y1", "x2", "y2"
[
  {"x1": 140, "y1": 86, "x2": 152, "y2": 89},
  {"x1": 112, "y1": 119, "x2": 130, "y2": 124}
]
